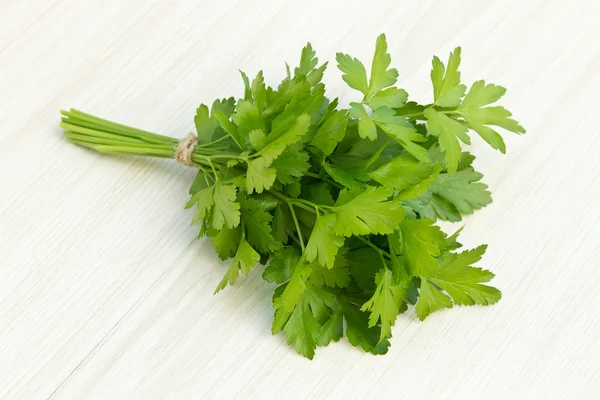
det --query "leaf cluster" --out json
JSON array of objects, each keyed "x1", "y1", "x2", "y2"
[{"x1": 186, "y1": 35, "x2": 523, "y2": 358}]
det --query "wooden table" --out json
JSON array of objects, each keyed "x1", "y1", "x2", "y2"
[{"x1": 1, "y1": 1, "x2": 599, "y2": 398}]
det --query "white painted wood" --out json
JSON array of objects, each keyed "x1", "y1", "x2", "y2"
[{"x1": 1, "y1": 0, "x2": 599, "y2": 399}]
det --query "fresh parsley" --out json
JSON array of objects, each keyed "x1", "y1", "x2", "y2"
[{"x1": 61, "y1": 34, "x2": 524, "y2": 359}]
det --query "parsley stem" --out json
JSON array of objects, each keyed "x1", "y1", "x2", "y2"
[
  {"x1": 287, "y1": 202, "x2": 305, "y2": 251},
  {"x1": 357, "y1": 236, "x2": 392, "y2": 258},
  {"x1": 207, "y1": 154, "x2": 248, "y2": 161},
  {"x1": 267, "y1": 191, "x2": 330, "y2": 213},
  {"x1": 195, "y1": 135, "x2": 230, "y2": 148},
  {"x1": 208, "y1": 159, "x2": 219, "y2": 179},
  {"x1": 305, "y1": 172, "x2": 343, "y2": 189}
]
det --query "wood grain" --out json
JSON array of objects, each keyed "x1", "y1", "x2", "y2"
[{"x1": 1, "y1": 0, "x2": 599, "y2": 399}]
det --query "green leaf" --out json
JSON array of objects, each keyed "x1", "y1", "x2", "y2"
[
  {"x1": 265, "y1": 76, "x2": 312, "y2": 116},
  {"x1": 251, "y1": 71, "x2": 267, "y2": 111},
  {"x1": 263, "y1": 246, "x2": 301, "y2": 283},
  {"x1": 377, "y1": 121, "x2": 429, "y2": 163},
  {"x1": 272, "y1": 204, "x2": 295, "y2": 244},
  {"x1": 210, "y1": 226, "x2": 241, "y2": 260},
  {"x1": 349, "y1": 102, "x2": 379, "y2": 141},
  {"x1": 460, "y1": 80, "x2": 506, "y2": 108},
  {"x1": 336, "y1": 53, "x2": 369, "y2": 95},
  {"x1": 317, "y1": 306, "x2": 343, "y2": 346},
  {"x1": 333, "y1": 186, "x2": 406, "y2": 236},
  {"x1": 240, "y1": 70, "x2": 252, "y2": 100},
  {"x1": 428, "y1": 245, "x2": 501, "y2": 306},
  {"x1": 358, "y1": 118, "x2": 378, "y2": 141},
  {"x1": 274, "y1": 285, "x2": 337, "y2": 359},
  {"x1": 187, "y1": 183, "x2": 240, "y2": 230},
  {"x1": 404, "y1": 192, "x2": 459, "y2": 222},
  {"x1": 232, "y1": 100, "x2": 265, "y2": 142},
  {"x1": 246, "y1": 114, "x2": 310, "y2": 193},
  {"x1": 369, "y1": 154, "x2": 439, "y2": 191},
  {"x1": 424, "y1": 108, "x2": 469, "y2": 174},
  {"x1": 307, "y1": 62, "x2": 328, "y2": 86},
  {"x1": 302, "y1": 182, "x2": 335, "y2": 206},
  {"x1": 277, "y1": 292, "x2": 320, "y2": 359},
  {"x1": 214, "y1": 110, "x2": 244, "y2": 149},
  {"x1": 366, "y1": 87, "x2": 408, "y2": 110},
  {"x1": 415, "y1": 279, "x2": 453, "y2": 321},
  {"x1": 281, "y1": 259, "x2": 312, "y2": 311},
  {"x1": 389, "y1": 253, "x2": 409, "y2": 284},
  {"x1": 240, "y1": 197, "x2": 279, "y2": 254},
  {"x1": 429, "y1": 168, "x2": 492, "y2": 215},
  {"x1": 186, "y1": 185, "x2": 214, "y2": 225},
  {"x1": 189, "y1": 169, "x2": 209, "y2": 195},
  {"x1": 211, "y1": 97, "x2": 236, "y2": 117},
  {"x1": 211, "y1": 182, "x2": 241, "y2": 230},
  {"x1": 309, "y1": 109, "x2": 349, "y2": 155},
  {"x1": 360, "y1": 268, "x2": 407, "y2": 341},
  {"x1": 395, "y1": 163, "x2": 443, "y2": 201},
  {"x1": 260, "y1": 114, "x2": 311, "y2": 163},
  {"x1": 194, "y1": 104, "x2": 218, "y2": 143},
  {"x1": 249, "y1": 129, "x2": 267, "y2": 151},
  {"x1": 346, "y1": 248, "x2": 381, "y2": 290},
  {"x1": 367, "y1": 33, "x2": 399, "y2": 98},
  {"x1": 246, "y1": 157, "x2": 277, "y2": 194},
  {"x1": 399, "y1": 218, "x2": 444, "y2": 276},
  {"x1": 271, "y1": 146, "x2": 310, "y2": 184},
  {"x1": 295, "y1": 43, "x2": 318, "y2": 77},
  {"x1": 285, "y1": 182, "x2": 302, "y2": 199},
  {"x1": 456, "y1": 80, "x2": 526, "y2": 153},
  {"x1": 305, "y1": 214, "x2": 344, "y2": 268},
  {"x1": 309, "y1": 262, "x2": 350, "y2": 288},
  {"x1": 431, "y1": 47, "x2": 466, "y2": 107},
  {"x1": 344, "y1": 304, "x2": 390, "y2": 355},
  {"x1": 322, "y1": 160, "x2": 368, "y2": 190},
  {"x1": 214, "y1": 237, "x2": 260, "y2": 293}
]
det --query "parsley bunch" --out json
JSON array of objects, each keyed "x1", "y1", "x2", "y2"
[{"x1": 61, "y1": 34, "x2": 524, "y2": 359}]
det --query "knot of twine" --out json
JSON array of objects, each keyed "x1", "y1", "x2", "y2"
[{"x1": 175, "y1": 133, "x2": 198, "y2": 167}]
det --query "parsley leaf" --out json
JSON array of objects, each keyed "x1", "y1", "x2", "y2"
[
  {"x1": 416, "y1": 245, "x2": 500, "y2": 320},
  {"x1": 344, "y1": 303, "x2": 390, "y2": 355},
  {"x1": 369, "y1": 154, "x2": 440, "y2": 191},
  {"x1": 431, "y1": 47, "x2": 466, "y2": 107},
  {"x1": 333, "y1": 186, "x2": 406, "y2": 236},
  {"x1": 336, "y1": 53, "x2": 369, "y2": 95},
  {"x1": 360, "y1": 268, "x2": 407, "y2": 341},
  {"x1": 398, "y1": 218, "x2": 444, "y2": 276},
  {"x1": 305, "y1": 214, "x2": 344, "y2": 268},
  {"x1": 240, "y1": 196, "x2": 279, "y2": 254},
  {"x1": 428, "y1": 245, "x2": 501, "y2": 306},
  {"x1": 214, "y1": 237, "x2": 260, "y2": 293},
  {"x1": 367, "y1": 34, "x2": 399, "y2": 99}
]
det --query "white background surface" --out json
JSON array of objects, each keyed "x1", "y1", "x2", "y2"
[{"x1": 1, "y1": 1, "x2": 600, "y2": 399}]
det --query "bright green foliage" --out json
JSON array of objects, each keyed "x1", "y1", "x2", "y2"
[
  {"x1": 416, "y1": 245, "x2": 501, "y2": 320},
  {"x1": 404, "y1": 150, "x2": 492, "y2": 221},
  {"x1": 62, "y1": 35, "x2": 524, "y2": 359},
  {"x1": 305, "y1": 214, "x2": 344, "y2": 268},
  {"x1": 369, "y1": 154, "x2": 440, "y2": 191},
  {"x1": 399, "y1": 218, "x2": 444, "y2": 276},
  {"x1": 333, "y1": 186, "x2": 406, "y2": 236},
  {"x1": 422, "y1": 47, "x2": 526, "y2": 173},
  {"x1": 360, "y1": 268, "x2": 407, "y2": 341},
  {"x1": 215, "y1": 237, "x2": 260, "y2": 293}
]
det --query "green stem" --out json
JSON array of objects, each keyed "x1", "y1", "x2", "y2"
[
  {"x1": 305, "y1": 171, "x2": 343, "y2": 190},
  {"x1": 287, "y1": 202, "x2": 305, "y2": 251},
  {"x1": 196, "y1": 134, "x2": 230, "y2": 148},
  {"x1": 357, "y1": 236, "x2": 391, "y2": 259}
]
